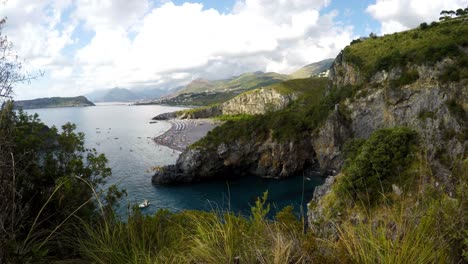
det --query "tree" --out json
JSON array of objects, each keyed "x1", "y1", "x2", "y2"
[{"x1": 0, "y1": 17, "x2": 123, "y2": 262}]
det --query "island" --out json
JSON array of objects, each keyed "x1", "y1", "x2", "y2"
[{"x1": 14, "y1": 96, "x2": 95, "y2": 109}]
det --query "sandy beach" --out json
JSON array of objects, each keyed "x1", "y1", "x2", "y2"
[{"x1": 153, "y1": 119, "x2": 219, "y2": 151}]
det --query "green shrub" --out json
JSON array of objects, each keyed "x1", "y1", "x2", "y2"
[
  {"x1": 342, "y1": 18, "x2": 468, "y2": 80},
  {"x1": 418, "y1": 110, "x2": 436, "y2": 120},
  {"x1": 337, "y1": 127, "x2": 418, "y2": 205},
  {"x1": 420, "y1": 22, "x2": 429, "y2": 29},
  {"x1": 390, "y1": 69, "x2": 419, "y2": 88},
  {"x1": 445, "y1": 99, "x2": 466, "y2": 121},
  {"x1": 438, "y1": 64, "x2": 460, "y2": 82}
]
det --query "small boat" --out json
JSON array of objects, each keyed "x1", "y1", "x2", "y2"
[{"x1": 139, "y1": 199, "x2": 150, "y2": 208}]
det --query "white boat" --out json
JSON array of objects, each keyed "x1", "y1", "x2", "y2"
[{"x1": 139, "y1": 199, "x2": 150, "y2": 208}]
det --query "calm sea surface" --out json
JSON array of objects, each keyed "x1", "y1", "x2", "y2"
[{"x1": 26, "y1": 103, "x2": 324, "y2": 217}]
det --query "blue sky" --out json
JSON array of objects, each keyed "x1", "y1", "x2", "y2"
[{"x1": 0, "y1": 0, "x2": 465, "y2": 99}]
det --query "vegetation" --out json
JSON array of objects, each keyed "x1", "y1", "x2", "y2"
[
  {"x1": 336, "y1": 128, "x2": 418, "y2": 205},
  {"x1": 343, "y1": 17, "x2": 468, "y2": 80},
  {"x1": 191, "y1": 77, "x2": 348, "y2": 148},
  {"x1": 13, "y1": 96, "x2": 95, "y2": 109},
  {"x1": 0, "y1": 19, "x2": 122, "y2": 262},
  {"x1": 157, "y1": 72, "x2": 290, "y2": 106},
  {"x1": 1, "y1": 7, "x2": 467, "y2": 264},
  {"x1": 0, "y1": 103, "x2": 124, "y2": 262},
  {"x1": 78, "y1": 193, "x2": 313, "y2": 264}
]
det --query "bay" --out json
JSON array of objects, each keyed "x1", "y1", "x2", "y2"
[{"x1": 26, "y1": 103, "x2": 324, "y2": 217}]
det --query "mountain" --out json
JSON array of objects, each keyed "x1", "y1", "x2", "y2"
[
  {"x1": 152, "y1": 16, "x2": 467, "y2": 190},
  {"x1": 147, "y1": 71, "x2": 289, "y2": 106},
  {"x1": 14, "y1": 96, "x2": 95, "y2": 109},
  {"x1": 290, "y1": 58, "x2": 334, "y2": 79},
  {"x1": 87, "y1": 87, "x2": 168, "y2": 102},
  {"x1": 177, "y1": 71, "x2": 289, "y2": 95}
]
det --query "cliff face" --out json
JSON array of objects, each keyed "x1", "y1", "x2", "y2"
[
  {"x1": 222, "y1": 88, "x2": 297, "y2": 115},
  {"x1": 307, "y1": 54, "x2": 467, "y2": 234},
  {"x1": 152, "y1": 49, "x2": 466, "y2": 187},
  {"x1": 152, "y1": 137, "x2": 316, "y2": 184},
  {"x1": 315, "y1": 54, "x2": 468, "y2": 185},
  {"x1": 153, "y1": 87, "x2": 297, "y2": 120}
]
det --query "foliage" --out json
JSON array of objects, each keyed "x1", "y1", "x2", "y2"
[
  {"x1": 158, "y1": 72, "x2": 289, "y2": 106},
  {"x1": 336, "y1": 201, "x2": 451, "y2": 264},
  {"x1": 79, "y1": 192, "x2": 308, "y2": 264},
  {"x1": 389, "y1": 68, "x2": 419, "y2": 88},
  {"x1": 445, "y1": 99, "x2": 467, "y2": 122},
  {"x1": 13, "y1": 96, "x2": 94, "y2": 109},
  {"x1": 343, "y1": 18, "x2": 468, "y2": 80},
  {"x1": 0, "y1": 102, "x2": 123, "y2": 262},
  {"x1": 336, "y1": 128, "x2": 418, "y2": 205},
  {"x1": 192, "y1": 78, "x2": 354, "y2": 149}
]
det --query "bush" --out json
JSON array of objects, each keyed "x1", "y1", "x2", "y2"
[
  {"x1": 390, "y1": 69, "x2": 420, "y2": 88},
  {"x1": 337, "y1": 127, "x2": 418, "y2": 205},
  {"x1": 0, "y1": 102, "x2": 123, "y2": 262},
  {"x1": 420, "y1": 22, "x2": 429, "y2": 29},
  {"x1": 438, "y1": 64, "x2": 460, "y2": 82},
  {"x1": 445, "y1": 99, "x2": 466, "y2": 121}
]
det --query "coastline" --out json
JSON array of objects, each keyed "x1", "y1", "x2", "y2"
[{"x1": 153, "y1": 118, "x2": 218, "y2": 151}]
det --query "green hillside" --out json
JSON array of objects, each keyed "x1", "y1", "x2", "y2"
[
  {"x1": 193, "y1": 77, "x2": 332, "y2": 147},
  {"x1": 290, "y1": 58, "x2": 334, "y2": 79},
  {"x1": 14, "y1": 96, "x2": 95, "y2": 109},
  {"x1": 343, "y1": 17, "x2": 468, "y2": 81},
  {"x1": 156, "y1": 71, "x2": 289, "y2": 106}
]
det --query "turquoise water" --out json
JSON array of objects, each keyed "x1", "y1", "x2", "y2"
[{"x1": 26, "y1": 104, "x2": 324, "y2": 217}]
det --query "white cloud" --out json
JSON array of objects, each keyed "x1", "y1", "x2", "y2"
[
  {"x1": 3, "y1": 0, "x2": 354, "y2": 99},
  {"x1": 367, "y1": 0, "x2": 467, "y2": 34}
]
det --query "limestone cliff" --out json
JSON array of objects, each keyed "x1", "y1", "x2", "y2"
[
  {"x1": 152, "y1": 137, "x2": 316, "y2": 184},
  {"x1": 153, "y1": 87, "x2": 297, "y2": 120},
  {"x1": 307, "y1": 52, "x2": 467, "y2": 235}
]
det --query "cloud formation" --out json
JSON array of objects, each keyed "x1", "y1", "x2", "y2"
[
  {"x1": 367, "y1": 0, "x2": 467, "y2": 34},
  {"x1": 2, "y1": 0, "x2": 354, "y2": 99}
]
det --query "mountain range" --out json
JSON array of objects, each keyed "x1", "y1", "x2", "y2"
[
  {"x1": 86, "y1": 87, "x2": 170, "y2": 102},
  {"x1": 31, "y1": 59, "x2": 333, "y2": 104}
]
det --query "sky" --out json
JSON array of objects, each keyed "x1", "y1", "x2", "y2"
[{"x1": 0, "y1": 0, "x2": 466, "y2": 100}]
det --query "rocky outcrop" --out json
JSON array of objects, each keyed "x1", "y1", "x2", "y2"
[
  {"x1": 153, "y1": 112, "x2": 178, "y2": 120},
  {"x1": 153, "y1": 51, "x2": 466, "y2": 191},
  {"x1": 328, "y1": 51, "x2": 364, "y2": 87},
  {"x1": 221, "y1": 88, "x2": 297, "y2": 115},
  {"x1": 312, "y1": 108, "x2": 352, "y2": 173},
  {"x1": 307, "y1": 54, "x2": 467, "y2": 234},
  {"x1": 152, "y1": 137, "x2": 317, "y2": 184},
  {"x1": 153, "y1": 87, "x2": 297, "y2": 120}
]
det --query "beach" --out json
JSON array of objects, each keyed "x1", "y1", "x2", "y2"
[{"x1": 153, "y1": 119, "x2": 219, "y2": 151}]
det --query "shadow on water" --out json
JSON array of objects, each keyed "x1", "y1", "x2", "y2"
[{"x1": 25, "y1": 104, "x2": 325, "y2": 218}]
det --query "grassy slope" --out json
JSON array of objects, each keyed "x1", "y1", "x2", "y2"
[
  {"x1": 161, "y1": 72, "x2": 290, "y2": 106},
  {"x1": 192, "y1": 77, "x2": 337, "y2": 148},
  {"x1": 290, "y1": 58, "x2": 334, "y2": 79},
  {"x1": 343, "y1": 18, "x2": 468, "y2": 80},
  {"x1": 76, "y1": 16, "x2": 467, "y2": 264},
  {"x1": 194, "y1": 18, "x2": 468, "y2": 149}
]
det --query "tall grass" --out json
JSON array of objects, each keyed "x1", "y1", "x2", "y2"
[
  {"x1": 335, "y1": 200, "x2": 450, "y2": 264},
  {"x1": 77, "y1": 193, "x2": 310, "y2": 264}
]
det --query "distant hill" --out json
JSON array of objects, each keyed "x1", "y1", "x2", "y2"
[
  {"x1": 87, "y1": 87, "x2": 169, "y2": 102},
  {"x1": 290, "y1": 58, "x2": 334, "y2": 79},
  {"x1": 177, "y1": 71, "x2": 289, "y2": 95},
  {"x1": 147, "y1": 71, "x2": 289, "y2": 106},
  {"x1": 14, "y1": 96, "x2": 95, "y2": 109}
]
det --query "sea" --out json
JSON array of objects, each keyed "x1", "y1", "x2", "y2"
[{"x1": 25, "y1": 103, "x2": 324, "y2": 218}]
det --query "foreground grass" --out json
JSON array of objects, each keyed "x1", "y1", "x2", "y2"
[{"x1": 77, "y1": 178, "x2": 467, "y2": 264}]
